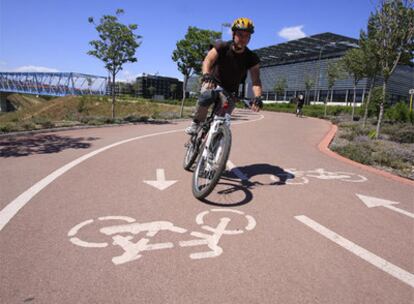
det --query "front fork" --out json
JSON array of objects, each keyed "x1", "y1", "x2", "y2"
[{"x1": 201, "y1": 114, "x2": 231, "y2": 169}]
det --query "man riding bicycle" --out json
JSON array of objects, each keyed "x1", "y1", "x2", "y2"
[{"x1": 185, "y1": 17, "x2": 263, "y2": 135}]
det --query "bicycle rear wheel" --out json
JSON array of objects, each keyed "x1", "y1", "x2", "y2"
[{"x1": 192, "y1": 125, "x2": 231, "y2": 199}]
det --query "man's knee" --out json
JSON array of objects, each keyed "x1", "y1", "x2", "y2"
[{"x1": 198, "y1": 89, "x2": 217, "y2": 107}]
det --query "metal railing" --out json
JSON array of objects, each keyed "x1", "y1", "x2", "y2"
[{"x1": 0, "y1": 72, "x2": 107, "y2": 96}]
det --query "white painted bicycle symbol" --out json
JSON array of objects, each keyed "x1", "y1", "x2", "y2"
[
  {"x1": 68, "y1": 209, "x2": 256, "y2": 265},
  {"x1": 270, "y1": 168, "x2": 367, "y2": 185}
]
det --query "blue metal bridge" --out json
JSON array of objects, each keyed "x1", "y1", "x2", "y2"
[{"x1": 0, "y1": 72, "x2": 107, "y2": 96}]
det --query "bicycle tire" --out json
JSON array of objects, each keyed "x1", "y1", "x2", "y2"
[
  {"x1": 183, "y1": 137, "x2": 199, "y2": 171},
  {"x1": 192, "y1": 125, "x2": 231, "y2": 199}
]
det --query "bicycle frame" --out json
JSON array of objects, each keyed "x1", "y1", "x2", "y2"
[{"x1": 189, "y1": 87, "x2": 232, "y2": 159}]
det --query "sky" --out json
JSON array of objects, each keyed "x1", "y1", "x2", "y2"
[{"x1": 0, "y1": 0, "x2": 377, "y2": 81}]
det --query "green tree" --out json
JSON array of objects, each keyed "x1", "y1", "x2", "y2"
[
  {"x1": 325, "y1": 61, "x2": 346, "y2": 117},
  {"x1": 148, "y1": 86, "x2": 156, "y2": 98},
  {"x1": 304, "y1": 74, "x2": 314, "y2": 105},
  {"x1": 274, "y1": 77, "x2": 287, "y2": 100},
  {"x1": 342, "y1": 48, "x2": 366, "y2": 120},
  {"x1": 369, "y1": 0, "x2": 414, "y2": 138},
  {"x1": 88, "y1": 9, "x2": 142, "y2": 118},
  {"x1": 359, "y1": 26, "x2": 382, "y2": 128},
  {"x1": 172, "y1": 26, "x2": 221, "y2": 117}
]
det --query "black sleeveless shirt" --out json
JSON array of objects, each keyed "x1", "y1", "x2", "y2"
[{"x1": 211, "y1": 41, "x2": 260, "y2": 94}]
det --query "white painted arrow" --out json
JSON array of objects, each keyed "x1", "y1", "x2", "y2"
[
  {"x1": 356, "y1": 194, "x2": 414, "y2": 219},
  {"x1": 143, "y1": 169, "x2": 177, "y2": 191}
]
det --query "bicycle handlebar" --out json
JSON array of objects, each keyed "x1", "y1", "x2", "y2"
[{"x1": 212, "y1": 86, "x2": 252, "y2": 109}]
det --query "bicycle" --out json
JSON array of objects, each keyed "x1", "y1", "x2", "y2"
[
  {"x1": 183, "y1": 86, "x2": 250, "y2": 200},
  {"x1": 295, "y1": 106, "x2": 303, "y2": 117}
]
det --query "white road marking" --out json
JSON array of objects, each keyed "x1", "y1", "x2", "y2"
[
  {"x1": 0, "y1": 113, "x2": 264, "y2": 232},
  {"x1": 68, "y1": 219, "x2": 94, "y2": 237},
  {"x1": 143, "y1": 168, "x2": 178, "y2": 190},
  {"x1": 270, "y1": 168, "x2": 367, "y2": 185},
  {"x1": 383, "y1": 205, "x2": 414, "y2": 219},
  {"x1": 100, "y1": 221, "x2": 188, "y2": 265},
  {"x1": 357, "y1": 194, "x2": 414, "y2": 219},
  {"x1": 98, "y1": 216, "x2": 136, "y2": 222},
  {"x1": 68, "y1": 209, "x2": 257, "y2": 264},
  {"x1": 295, "y1": 215, "x2": 414, "y2": 288},
  {"x1": 68, "y1": 216, "x2": 137, "y2": 248}
]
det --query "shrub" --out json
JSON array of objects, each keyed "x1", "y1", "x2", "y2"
[
  {"x1": 385, "y1": 102, "x2": 410, "y2": 123},
  {"x1": 124, "y1": 115, "x2": 150, "y2": 123},
  {"x1": 389, "y1": 126, "x2": 414, "y2": 143},
  {"x1": 371, "y1": 148, "x2": 408, "y2": 170},
  {"x1": 32, "y1": 117, "x2": 54, "y2": 128},
  {"x1": 358, "y1": 86, "x2": 383, "y2": 118},
  {"x1": 368, "y1": 130, "x2": 377, "y2": 139},
  {"x1": 330, "y1": 106, "x2": 351, "y2": 116},
  {"x1": 331, "y1": 142, "x2": 374, "y2": 165},
  {"x1": 22, "y1": 122, "x2": 36, "y2": 130},
  {"x1": 0, "y1": 123, "x2": 14, "y2": 133},
  {"x1": 78, "y1": 98, "x2": 87, "y2": 113},
  {"x1": 123, "y1": 115, "x2": 142, "y2": 123}
]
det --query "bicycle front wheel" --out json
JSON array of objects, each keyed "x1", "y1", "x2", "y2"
[
  {"x1": 183, "y1": 137, "x2": 199, "y2": 171},
  {"x1": 192, "y1": 125, "x2": 231, "y2": 199}
]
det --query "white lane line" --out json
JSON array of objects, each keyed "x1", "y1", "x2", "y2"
[
  {"x1": 0, "y1": 114, "x2": 264, "y2": 232},
  {"x1": 0, "y1": 129, "x2": 177, "y2": 232},
  {"x1": 295, "y1": 215, "x2": 414, "y2": 288}
]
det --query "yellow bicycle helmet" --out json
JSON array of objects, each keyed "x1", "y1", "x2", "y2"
[{"x1": 231, "y1": 17, "x2": 255, "y2": 33}]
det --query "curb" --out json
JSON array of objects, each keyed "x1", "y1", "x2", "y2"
[{"x1": 318, "y1": 123, "x2": 414, "y2": 186}]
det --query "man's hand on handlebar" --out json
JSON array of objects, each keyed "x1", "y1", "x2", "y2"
[{"x1": 201, "y1": 73, "x2": 216, "y2": 89}]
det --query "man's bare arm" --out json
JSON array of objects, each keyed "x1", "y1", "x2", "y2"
[
  {"x1": 249, "y1": 64, "x2": 262, "y2": 98},
  {"x1": 202, "y1": 48, "x2": 218, "y2": 75}
]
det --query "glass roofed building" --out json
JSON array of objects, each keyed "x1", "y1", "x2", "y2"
[{"x1": 247, "y1": 32, "x2": 414, "y2": 104}]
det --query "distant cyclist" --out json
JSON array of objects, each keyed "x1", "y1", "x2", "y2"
[
  {"x1": 185, "y1": 17, "x2": 263, "y2": 134},
  {"x1": 296, "y1": 94, "x2": 304, "y2": 117}
]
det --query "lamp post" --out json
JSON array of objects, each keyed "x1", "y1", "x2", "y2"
[
  {"x1": 314, "y1": 47, "x2": 324, "y2": 102},
  {"x1": 221, "y1": 23, "x2": 231, "y2": 39}
]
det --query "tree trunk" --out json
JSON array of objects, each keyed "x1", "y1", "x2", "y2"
[
  {"x1": 111, "y1": 72, "x2": 116, "y2": 119},
  {"x1": 375, "y1": 80, "x2": 387, "y2": 139},
  {"x1": 180, "y1": 74, "x2": 188, "y2": 118},
  {"x1": 362, "y1": 77, "x2": 375, "y2": 128},
  {"x1": 351, "y1": 82, "x2": 357, "y2": 121}
]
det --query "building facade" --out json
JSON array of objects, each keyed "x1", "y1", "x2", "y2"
[
  {"x1": 135, "y1": 74, "x2": 183, "y2": 100},
  {"x1": 248, "y1": 33, "x2": 414, "y2": 104}
]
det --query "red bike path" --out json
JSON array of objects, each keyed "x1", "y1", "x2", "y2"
[{"x1": 0, "y1": 110, "x2": 413, "y2": 303}]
